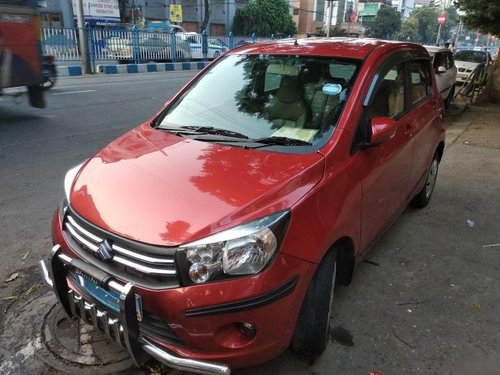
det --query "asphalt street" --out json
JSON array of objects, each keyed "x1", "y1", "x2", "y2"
[
  {"x1": 0, "y1": 71, "x2": 196, "y2": 284},
  {"x1": 1, "y1": 73, "x2": 500, "y2": 374}
]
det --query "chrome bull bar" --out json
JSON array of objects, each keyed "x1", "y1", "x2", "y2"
[{"x1": 39, "y1": 244, "x2": 230, "y2": 375}]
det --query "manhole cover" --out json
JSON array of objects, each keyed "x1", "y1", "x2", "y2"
[
  {"x1": 0, "y1": 289, "x2": 135, "y2": 374},
  {"x1": 39, "y1": 303, "x2": 133, "y2": 373}
]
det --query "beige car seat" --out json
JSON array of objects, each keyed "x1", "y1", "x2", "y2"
[{"x1": 266, "y1": 75, "x2": 308, "y2": 128}]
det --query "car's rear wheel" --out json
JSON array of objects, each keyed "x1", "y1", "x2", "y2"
[
  {"x1": 291, "y1": 249, "x2": 336, "y2": 358},
  {"x1": 411, "y1": 152, "x2": 439, "y2": 208}
]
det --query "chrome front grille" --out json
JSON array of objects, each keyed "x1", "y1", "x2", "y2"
[
  {"x1": 63, "y1": 208, "x2": 179, "y2": 288},
  {"x1": 67, "y1": 289, "x2": 186, "y2": 348},
  {"x1": 68, "y1": 289, "x2": 125, "y2": 345}
]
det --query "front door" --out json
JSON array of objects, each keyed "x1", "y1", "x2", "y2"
[{"x1": 352, "y1": 60, "x2": 415, "y2": 252}]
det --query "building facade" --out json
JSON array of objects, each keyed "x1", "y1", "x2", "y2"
[
  {"x1": 38, "y1": 0, "x2": 248, "y2": 34},
  {"x1": 391, "y1": 0, "x2": 415, "y2": 18},
  {"x1": 289, "y1": 0, "x2": 327, "y2": 35}
]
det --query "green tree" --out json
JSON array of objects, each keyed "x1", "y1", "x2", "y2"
[
  {"x1": 232, "y1": 0, "x2": 297, "y2": 37},
  {"x1": 396, "y1": 17, "x2": 420, "y2": 42},
  {"x1": 397, "y1": 7, "x2": 439, "y2": 43},
  {"x1": 455, "y1": 0, "x2": 500, "y2": 36},
  {"x1": 455, "y1": 0, "x2": 500, "y2": 103},
  {"x1": 440, "y1": 6, "x2": 459, "y2": 43},
  {"x1": 368, "y1": 4, "x2": 401, "y2": 39}
]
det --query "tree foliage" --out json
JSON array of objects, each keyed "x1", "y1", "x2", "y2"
[
  {"x1": 396, "y1": 6, "x2": 439, "y2": 43},
  {"x1": 440, "y1": 6, "x2": 459, "y2": 43},
  {"x1": 232, "y1": 0, "x2": 297, "y2": 37},
  {"x1": 455, "y1": 0, "x2": 500, "y2": 104},
  {"x1": 368, "y1": 4, "x2": 401, "y2": 39},
  {"x1": 455, "y1": 0, "x2": 500, "y2": 36}
]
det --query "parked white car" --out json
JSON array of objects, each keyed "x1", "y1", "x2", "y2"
[
  {"x1": 454, "y1": 49, "x2": 493, "y2": 85},
  {"x1": 180, "y1": 32, "x2": 228, "y2": 59},
  {"x1": 424, "y1": 46, "x2": 457, "y2": 109}
]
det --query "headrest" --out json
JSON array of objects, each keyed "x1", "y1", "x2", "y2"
[{"x1": 276, "y1": 75, "x2": 301, "y2": 103}]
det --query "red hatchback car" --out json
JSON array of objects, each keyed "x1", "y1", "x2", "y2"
[{"x1": 40, "y1": 38, "x2": 445, "y2": 374}]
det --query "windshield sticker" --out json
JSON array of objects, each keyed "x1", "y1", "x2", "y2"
[
  {"x1": 272, "y1": 126, "x2": 318, "y2": 142},
  {"x1": 322, "y1": 83, "x2": 343, "y2": 96}
]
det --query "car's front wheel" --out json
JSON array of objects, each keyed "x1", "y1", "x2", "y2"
[
  {"x1": 411, "y1": 151, "x2": 440, "y2": 208},
  {"x1": 291, "y1": 249, "x2": 336, "y2": 358}
]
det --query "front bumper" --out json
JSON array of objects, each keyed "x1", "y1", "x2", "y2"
[{"x1": 39, "y1": 244, "x2": 230, "y2": 375}]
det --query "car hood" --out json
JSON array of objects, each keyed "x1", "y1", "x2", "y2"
[
  {"x1": 70, "y1": 123, "x2": 325, "y2": 246},
  {"x1": 455, "y1": 60, "x2": 479, "y2": 70}
]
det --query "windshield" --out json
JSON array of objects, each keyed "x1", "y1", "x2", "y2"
[
  {"x1": 454, "y1": 50, "x2": 487, "y2": 63},
  {"x1": 157, "y1": 54, "x2": 360, "y2": 153}
]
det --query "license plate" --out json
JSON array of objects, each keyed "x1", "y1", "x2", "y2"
[{"x1": 70, "y1": 272, "x2": 143, "y2": 321}]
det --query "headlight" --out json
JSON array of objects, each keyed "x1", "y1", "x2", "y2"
[
  {"x1": 64, "y1": 161, "x2": 86, "y2": 202},
  {"x1": 177, "y1": 210, "x2": 290, "y2": 284},
  {"x1": 60, "y1": 161, "x2": 86, "y2": 222}
]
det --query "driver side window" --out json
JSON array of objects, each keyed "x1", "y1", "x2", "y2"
[
  {"x1": 367, "y1": 64, "x2": 405, "y2": 119},
  {"x1": 352, "y1": 62, "x2": 406, "y2": 152}
]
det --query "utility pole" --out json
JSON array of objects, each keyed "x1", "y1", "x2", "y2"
[
  {"x1": 76, "y1": 0, "x2": 91, "y2": 74},
  {"x1": 436, "y1": 23, "x2": 442, "y2": 45}
]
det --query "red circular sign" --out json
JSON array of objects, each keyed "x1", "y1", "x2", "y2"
[{"x1": 437, "y1": 12, "x2": 446, "y2": 25}]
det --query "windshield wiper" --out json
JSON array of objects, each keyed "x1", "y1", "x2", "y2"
[
  {"x1": 159, "y1": 125, "x2": 249, "y2": 139},
  {"x1": 183, "y1": 126, "x2": 249, "y2": 139},
  {"x1": 251, "y1": 136, "x2": 312, "y2": 148}
]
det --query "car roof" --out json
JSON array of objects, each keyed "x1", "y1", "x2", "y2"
[
  {"x1": 423, "y1": 45, "x2": 450, "y2": 54},
  {"x1": 228, "y1": 37, "x2": 428, "y2": 60}
]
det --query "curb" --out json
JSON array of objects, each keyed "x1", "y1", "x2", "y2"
[
  {"x1": 56, "y1": 62, "x2": 209, "y2": 77},
  {"x1": 56, "y1": 65, "x2": 83, "y2": 77},
  {"x1": 97, "y1": 61, "x2": 209, "y2": 74}
]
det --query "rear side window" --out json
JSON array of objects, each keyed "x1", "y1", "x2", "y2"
[{"x1": 408, "y1": 61, "x2": 432, "y2": 105}]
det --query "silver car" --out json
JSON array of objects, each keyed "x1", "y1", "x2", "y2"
[{"x1": 425, "y1": 46, "x2": 457, "y2": 109}]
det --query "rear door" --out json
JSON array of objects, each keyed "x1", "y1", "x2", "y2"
[{"x1": 405, "y1": 59, "x2": 443, "y2": 192}]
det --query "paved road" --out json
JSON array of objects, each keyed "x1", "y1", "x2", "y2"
[
  {"x1": 1, "y1": 74, "x2": 499, "y2": 374},
  {"x1": 0, "y1": 72, "x2": 196, "y2": 284}
]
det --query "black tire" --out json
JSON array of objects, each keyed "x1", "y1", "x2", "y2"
[
  {"x1": 291, "y1": 249, "x2": 336, "y2": 358},
  {"x1": 411, "y1": 152, "x2": 439, "y2": 208},
  {"x1": 444, "y1": 85, "x2": 454, "y2": 109}
]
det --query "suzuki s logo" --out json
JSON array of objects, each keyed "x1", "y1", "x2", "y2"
[{"x1": 96, "y1": 239, "x2": 114, "y2": 262}]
